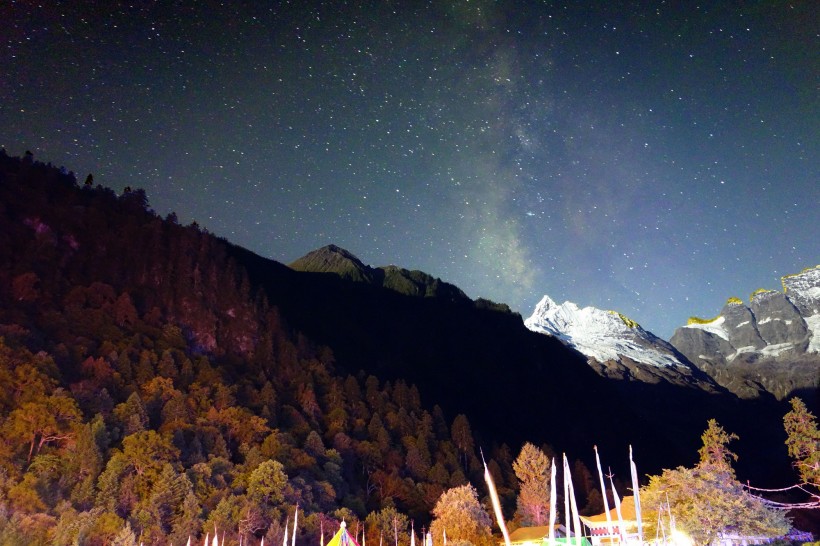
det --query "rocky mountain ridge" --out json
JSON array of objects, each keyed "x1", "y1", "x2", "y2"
[
  {"x1": 521, "y1": 267, "x2": 818, "y2": 403},
  {"x1": 281, "y1": 244, "x2": 796, "y2": 474},
  {"x1": 523, "y1": 295, "x2": 723, "y2": 391},
  {"x1": 670, "y1": 266, "x2": 820, "y2": 400},
  {"x1": 0, "y1": 151, "x2": 797, "y2": 529},
  {"x1": 289, "y1": 244, "x2": 513, "y2": 312}
]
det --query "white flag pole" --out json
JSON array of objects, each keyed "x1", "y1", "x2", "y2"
[
  {"x1": 292, "y1": 507, "x2": 299, "y2": 546},
  {"x1": 483, "y1": 450, "x2": 511, "y2": 546},
  {"x1": 563, "y1": 455, "x2": 571, "y2": 545},
  {"x1": 594, "y1": 446, "x2": 614, "y2": 538},
  {"x1": 629, "y1": 446, "x2": 643, "y2": 544},
  {"x1": 548, "y1": 457, "x2": 557, "y2": 546},
  {"x1": 609, "y1": 473, "x2": 625, "y2": 543},
  {"x1": 563, "y1": 454, "x2": 583, "y2": 546}
]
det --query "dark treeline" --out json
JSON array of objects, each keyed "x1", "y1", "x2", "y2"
[
  {"x1": 0, "y1": 152, "x2": 590, "y2": 544},
  {"x1": 0, "y1": 151, "x2": 795, "y2": 544}
]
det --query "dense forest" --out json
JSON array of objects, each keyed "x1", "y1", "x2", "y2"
[
  {"x1": 1, "y1": 151, "x2": 815, "y2": 544},
  {"x1": 0, "y1": 152, "x2": 631, "y2": 544}
]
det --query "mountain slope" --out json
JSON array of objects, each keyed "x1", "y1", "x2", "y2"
[
  {"x1": 265, "y1": 248, "x2": 795, "y2": 480},
  {"x1": 289, "y1": 243, "x2": 375, "y2": 282},
  {"x1": 523, "y1": 295, "x2": 722, "y2": 391},
  {"x1": 0, "y1": 151, "x2": 795, "y2": 486},
  {"x1": 670, "y1": 267, "x2": 820, "y2": 402},
  {"x1": 290, "y1": 245, "x2": 477, "y2": 304}
]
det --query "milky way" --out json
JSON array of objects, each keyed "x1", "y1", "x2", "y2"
[{"x1": 2, "y1": 1, "x2": 817, "y2": 338}]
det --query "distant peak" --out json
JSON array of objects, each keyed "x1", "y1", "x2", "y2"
[
  {"x1": 313, "y1": 244, "x2": 360, "y2": 260},
  {"x1": 525, "y1": 294, "x2": 686, "y2": 368},
  {"x1": 750, "y1": 288, "x2": 777, "y2": 302},
  {"x1": 289, "y1": 245, "x2": 472, "y2": 303},
  {"x1": 682, "y1": 265, "x2": 820, "y2": 327},
  {"x1": 533, "y1": 294, "x2": 559, "y2": 312},
  {"x1": 609, "y1": 310, "x2": 640, "y2": 329},
  {"x1": 288, "y1": 245, "x2": 373, "y2": 282},
  {"x1": 781, "y1": 264, "x2": 820, "y2": 293},
  {"x1": 686, "y1": 315, "x2": 721, "y2": 326}
]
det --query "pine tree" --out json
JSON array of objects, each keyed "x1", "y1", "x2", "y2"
[
  {"x1": 512, "y1": 442, "x2": 551, "y2": 525},
  {"x1": 783, "y1": 397, "x2": 820, "y2": 485},
  {"x1": 429, "y1": 484, "x2": 493, "y2": 546},
  {"x1": 641, "y1": 420, "x2": 790, "y2": 546}
]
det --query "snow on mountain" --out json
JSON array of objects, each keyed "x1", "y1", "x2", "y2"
[
  {"x1": 683, "y1": 315, "x2": 729, "y2": 341},
  {"x1": 676, "y1": 265, "x2": 820, "y2": 358},
  {"x1": 782, "y1": 266, "x2": 820, "y2": 352},
  {"x1": 670, "y1": 265, "x2": 820, "y2": 400},
  {"x1": 782, "y1": 265, "x2": 820, "y2": 317},
  {"x1": 523, "y1": 266, "x2": 818, "y2": 399},
  {"x1": 524, "y1": 295, "x2": 687, "y2": 368}
]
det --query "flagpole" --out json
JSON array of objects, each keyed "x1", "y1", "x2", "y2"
[
  {"x1": 482, "y1": 450, "x2": 511, "y2": 546},
  {"x1": 629, "y1": 446, "x2": 643, "y2": 544},
  {"x1": 563, "y1": 455, "x2": 571, "y2": 546},
  {"x1": 563, "y1": 454, "x2": 583, "y2": 546},
  {"x1": 594, "y1": 446, "x2": 614, "y2": 539},
  {"x1": 548, "y1": 457, "x2": 556, "y2": 546},
  {"x1": 292, "y1": 506, "x2": 299, "y2": 546},
  {"x1": 609, "y1": 473, "x2": 625, "y2": 544}
]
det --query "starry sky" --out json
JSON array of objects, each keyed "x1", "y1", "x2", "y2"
[{"x1": 2, "y1": 1, "x2": 818, "y2": 339}]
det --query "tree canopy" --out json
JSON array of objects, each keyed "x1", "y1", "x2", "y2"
[
  {"x1": 784, "y1": 397, "x2": 820, "y2": 487},
  {"x1": 429, "y1": 485, "x2": 493, "y2": 546},
  {"x1": 512, "y1": 442, "x2": 551, "y2": 526},
  {"x1": 641, "y1": 420, "x2": 790, "y2": 546}
]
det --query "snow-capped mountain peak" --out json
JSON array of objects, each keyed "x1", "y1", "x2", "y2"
[
  {"x1": 524, "y1": 295, "x2": 686, "y2": 368},
  {"x1": 670, "y1": 265, "x2": 820, "y2": 400},
  {"x1": 782, "y1": 265, "x2": 820, "y2": 317}
]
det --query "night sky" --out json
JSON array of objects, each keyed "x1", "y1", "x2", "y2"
[{"x1": 2, "y1": 1, "x2": 817, "y2": 339}]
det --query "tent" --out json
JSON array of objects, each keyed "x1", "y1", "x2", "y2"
[{"x1": 326, "y1": 522, "x2": 361, "y2": 546}]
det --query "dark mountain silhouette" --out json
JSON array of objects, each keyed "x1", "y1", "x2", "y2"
[
  {"x1": 0, "y1": 150, "x2": 801, "y2": 543},
  {"x1": 242, "y1": 245, "x2": 791, "y2": 483},
  {"x1": 289, "y1": 244, "x2": 476, "y2": 304}
]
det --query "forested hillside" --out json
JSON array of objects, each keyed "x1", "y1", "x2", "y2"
[
  {"x1": 0, "y1": 151, "x2": 798, "y2": 544},
  {"x1": 0, "y1": 151, "x2": 522, "y2": 544}
]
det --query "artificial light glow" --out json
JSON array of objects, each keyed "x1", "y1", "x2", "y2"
[{"x1": 670, "y1": 530, "x2": 693, "y2": 546}]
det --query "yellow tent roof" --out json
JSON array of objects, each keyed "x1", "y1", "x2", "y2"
[
  {"x1": 580, "y1": 496, "x2": 637, "y2": 528},
  {"x1": 508, "y1": 526, "x2": 553, "y2": 543},
  {"x1": 326, "y1": 522, "x2": 361, "y2": 546}
]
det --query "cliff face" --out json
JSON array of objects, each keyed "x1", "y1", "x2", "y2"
[{"x1": 670, "y1": 267, "x2": 820, "y2": 401}]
